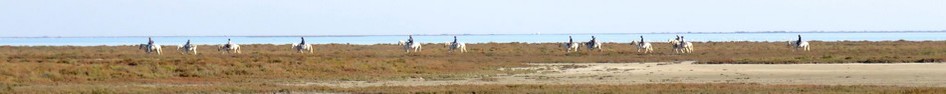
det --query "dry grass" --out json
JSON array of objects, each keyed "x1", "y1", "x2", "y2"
[
  {"x1": 0, "y1": 44, "x2": 529, "y2": 85},
  {"x1": 9, "y1": 83, "x2": 946, "y2": 94},
  {"x1": 1, "y1": 41, "x2": 946, "y2": 93}
]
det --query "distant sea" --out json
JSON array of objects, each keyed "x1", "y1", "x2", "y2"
[{"x1": 2, "y1": 32, "x2": 946, "y2": 46}]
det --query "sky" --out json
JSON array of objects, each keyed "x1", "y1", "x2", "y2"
[{"x1": 0, "y1": 0, "x2": 944, "y2": 37}]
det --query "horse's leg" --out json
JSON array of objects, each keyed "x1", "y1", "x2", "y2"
[
  {"x1": 642, "y1": 47, "x2": 648, "y2": 53},
  {"x1": 805, "y1": 45, "x2": 811, "y2": 51},
  {"x1": 460, "y1": 48, "x2": 465, "y2": 53},
  {"x1": 689, "y1": 46, "x2": 693, "y2": 53}
]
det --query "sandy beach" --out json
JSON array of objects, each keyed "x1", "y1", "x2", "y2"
[{"x1": 294, "y1": 62, "x2": 946, "y2": 88}]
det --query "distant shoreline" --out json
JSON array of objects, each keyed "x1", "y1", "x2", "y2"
[
  {"x1": 3, "y1": 40, "x2": 945, "y2": 47},
  {"x1": 3, "y1": 31, "x2": 945, "y2": 38}
]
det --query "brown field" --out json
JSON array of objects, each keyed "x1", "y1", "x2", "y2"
[
  {"x1": 1, "y1": 41, "x2": 946, "y2": 93},
  {"x1": 11, "y1": 83, "x2": 946, "y2": 93}
]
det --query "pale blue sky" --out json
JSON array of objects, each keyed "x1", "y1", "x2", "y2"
[{"x1": 1, "y1": 0, "x2": 944, "y2": 37}]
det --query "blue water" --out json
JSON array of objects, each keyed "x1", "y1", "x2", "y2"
[{"x1": 2, "y1": 33, "x2": 945, "y2": 46}]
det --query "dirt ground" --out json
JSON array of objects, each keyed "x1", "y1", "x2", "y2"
[{"x1": 286, "y1": 62, "x2": 946, "y2": 88}]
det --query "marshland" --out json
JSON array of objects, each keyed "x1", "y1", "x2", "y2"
[
  {"x1": 2, "y1": 41, "x2": 946, "y2": 93},
  {"x1": 4, "y1": 0, "x2": 946, "y2": 93}
]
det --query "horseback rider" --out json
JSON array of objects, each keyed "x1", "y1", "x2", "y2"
[
  {"x1": 225, "y1": 39, "x2": 232, "y2": 48},
  {"x1": 568, "y1": 36, "x2": 574, "y2": 43},
  {"x1": 640, "y1": 36, "x2": 644, "y2": 43},
  {"x1": 300, "y1": 37, "x2": 306, "y2": 45},
  {"x1": 796, "y1": 35, "x2": 802, "y2": 45},
  {"x1": 147, "y1": 37, "x2": 154, "y2": 46},
  {"x1": 408, "y1": 35, "x2": 414, "y2": 43}
]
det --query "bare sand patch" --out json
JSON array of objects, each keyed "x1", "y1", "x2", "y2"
[{"x1": 288, "y1": 62, "x2": 946, "y2": 88}]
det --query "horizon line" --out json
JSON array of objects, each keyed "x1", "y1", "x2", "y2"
[{"x1": 3, "y1": 30, "x2": 945, "y2": 38}]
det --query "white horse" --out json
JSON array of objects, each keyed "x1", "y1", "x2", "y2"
[
  {"x1": 789, "y1": 35, "x2": 810, "y2": 51},
  {"x1": 633, "y1": 36, "x2": 653, "y2": 53},
  {"x1": 586, "y1": 36, "x2": 602, "y2": 51},
  {"x1": 139, "y1": 44, "x2": 162, "y2": 55},
  {"x1": 680, "y1": 41, "x2": 693, "y2": 53},
  {"x1": 292, "y1": 37, "x2": 314, "y2": 53},
  {"x1": 669, "y1": 35, "x2": 694, "y2": 53},
  {"x1": 140, "y1": 38, "x2": 162, "y2": 55},
  {"x1": 449, "y1": 36, "x2": 467, "y2": 53},
  {"x1": 563, "y1": 36, "x2": 580, "y2": 52},
  {"x1": 404, "y1": 36, "x2": 422, "y2": 52},
  {"x1": 219, "y1": 39, "x2": 242, "y2": 54},
  {"x1": 176, "y1": 40, "x2": 197, "y2": 55}
]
